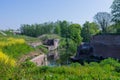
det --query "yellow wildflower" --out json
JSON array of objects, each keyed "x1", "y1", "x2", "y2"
[{"x1": 0, "y1": 51, "x2": 16, "y2": 66}]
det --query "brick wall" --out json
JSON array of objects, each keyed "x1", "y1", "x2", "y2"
[{"x1": 91, "y1": 35, "x2": 120, "y2": 59}]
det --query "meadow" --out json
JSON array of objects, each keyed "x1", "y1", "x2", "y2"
[{"x1": 0, "y1": 37, "x2": 120, "y2": 79}]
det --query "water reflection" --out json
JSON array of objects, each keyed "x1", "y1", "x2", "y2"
[{"x1": 47, "y1": 50, "x2": 59, "y2": 66}]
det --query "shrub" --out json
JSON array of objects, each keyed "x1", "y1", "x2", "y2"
[
  {"x1": 37, "y1": 45, "x2": 48, "y2": 54},
  {"x1": 20, "y1": 61, "x2": 36, "y2": 68}
]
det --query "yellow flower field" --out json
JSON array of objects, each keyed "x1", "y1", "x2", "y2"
[
  {"x1": 0, "y1": 51, "x2": 16, "y2": 66},
  {"x1": 0, "y1": 37, "x2": 25, "y2": 66},
  {"x1": 0, "y1": 37, "x2": 25, "y2": 47}
]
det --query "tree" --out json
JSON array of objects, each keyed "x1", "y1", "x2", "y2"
[
  {"x1": 59, "y1": 20, "x2": 70, "y2": 37},
  {"x1": 68, "y1": 24, "x2": 82, "y2": 45},
  {"x1": 94, "y1": 12, "x2": 111, "y2": 33},
  {"x1": 111, "y1": 0, "x2": 120, "y2": 23},
  {"x1": 20, "y1": 22, "x2": 57, "y2": 37},
  {"x1": 111, "y1": 0, "x2": 120, "y2": 33},
  {"x1": 107, "y1": 24, "x2": 116, "y2": 33},
  {"x1": 81, "y1": 21, "x2": 99, "y2": 42},
  {"x1": 53, "y1": 22, "x2": 61, "y2": 35}
]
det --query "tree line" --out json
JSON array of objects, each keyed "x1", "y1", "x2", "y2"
[
  {"x1": 20, "y1": 20, "x2": 99, "y2": 42},
  {"x1": 20, "y1": 0, "x2": 120, "y2": 42}
]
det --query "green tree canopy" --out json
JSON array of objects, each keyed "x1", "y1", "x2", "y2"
[
  {"x1": 59, "y1": 20, "x2": 71, "y2": 37},
  {"x1": 68, "y1": 24, "x2": 82, "y2": 45},
  {"x1": 111, "y1": 0, "x2": 120, "y2": 23},
  {"x1": 81, "y1": 21, "x2": 99, "y2": 42},
  {"x1": 111, "y1": 0, "x2": 120, "y2": 33}
]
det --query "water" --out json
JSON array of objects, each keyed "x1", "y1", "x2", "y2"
[
  {"x1": 47, "y1": 50, "x2": 60, "y2": 66},
  {"x1": 47, "y1": 49, "x2": 72, "y2": 66}
]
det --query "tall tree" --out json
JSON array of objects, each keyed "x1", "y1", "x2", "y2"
[
  {"x1": 111, "y1": 0, "x2": 120, "y2": 33},
  {"x1": 111, "y1": 0, "x2": 120, "y2": 23},
  {"x1": 94, "y1": 12, "x2": 111, "y2": 33},
  {"x1": 68, "y1": 24, "x2": 82, "y2": 45},
  {"x1": 59, "y1": 20, "x2": 70, "y2": 37},
  {"x1": 53, "y1": 21, "x2": 61, "y2": 35},
  {"x1": 81, "y1": 21, "x2": 99, "y2": 42}
]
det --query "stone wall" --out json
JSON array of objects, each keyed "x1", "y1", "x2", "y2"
[
  {"x1": 91, "y1": 35, "x2": 120, "y2": 59},
  {"x1": 30, "y1": 54, "x2": 47, "y2": 66},
  {"x1": 44, "y1": 39, "x2": 59, "y2": 51}
]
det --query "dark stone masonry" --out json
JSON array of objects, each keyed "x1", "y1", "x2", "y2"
[{"x1": 71, "y1": 34, "x2": 120, "y2": 62}]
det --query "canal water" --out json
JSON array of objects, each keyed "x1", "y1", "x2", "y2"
[
  {"x1": 47, "y1": 50, "x2": 60, "y2": 66},
  {"x1": 47, "y1": 49, "x2": 71, "y2": 66}
]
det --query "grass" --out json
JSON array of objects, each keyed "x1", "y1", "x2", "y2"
[
  {"x1": 0, "y1": 36, "x2": 34, "y2": 59},
  {"x1": 1, "y1": 34, "x2": 120, "y2": 79},
  {"x1": 37, "y1": 45, "x2": 48, "y2": 54},
  {"x1": 1, "y1": 58, "x2": 120, "y2": 80}
]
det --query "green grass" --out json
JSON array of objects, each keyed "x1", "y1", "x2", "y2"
[
  {"x1": 37, "y1": 45, "x2": 48, "y2": 54},
  {"x1": 11, "y1": 35, "x2": 41, "y2": 43},
  {"x1": 1, "y1": 58, "x2": 120, "y2": 80},
  {"x1": 1, "y1": 33, "x2": 120, "y2": 80},
  {"x1": 2, "y1": 43, "x2": 34, "y2": 58},
  {"x1": 0, "y1": 35, "x2": 35, "y2": 59},
  {"x1": 0, "y1": 31, "x2": 41, "y2": 43},
  {"x1": 38, "y1": 34, "x2": 61, "y2": 41}
]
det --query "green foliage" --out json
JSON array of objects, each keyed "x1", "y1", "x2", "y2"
[
  {"x1": 68, "y1": 39, "x2": 77, "y2": 54},
  {"x1": 21, "y1": 61, "x2": 37, "y2": 68},
  {"x1": 111, "y1": 0, "x2": 120, "y2": 23},
  {"x1": 58, "y1": 51, "x2": 69, "y2": 64},
  {"x1": 70, "y1": 62, "x2": 81, "y2": 67},
  {"x1": 37, "y1": 45, "x2": 48, "y2": 54},
  {"x1": 39, "y1": 34, "x2": 61, "y2": 41},
  {"x1": 13, "y1": 35, "x2": 41, "y2": 43},
  {"x1": 58, "y1": 23, "x2": 82, "y2": 64},
  {"x1": 20, "y1": 21, "x2": 70, "y2": 37},
  {"x1": 68, "y1": 24, "x2": 82, "y2": 45},
  {"x1": 0, "y1": 62, "x2": 15, "y2": 80},
  {"x1": 54, "y1": 24, "x2": 61, "y2": 35},
  {"x1": 59, "y1": 38, "x2": 66, "y2": 48},
  {"x1": 100, "y1": 58, "x2": 119, "y2": 66},
  {"x1": 107, "y1": 24, "x2": 117, "y2": 33},
  {"x1": 58, "y1": 38, "x2": 77, "y2": 64},
  {"x1": 20, "y1": 22, "x2": 55, "y2": 37},
  {"x1": 2, "y1": 43, "x2": 34, "y2": 58},
  {"x1": 38, "y1": 66, "x2": 50, "y2": 73},
  {"x1": 59, "y1": 20, "x2": 70, "y2": 37},
  {"x1": 59, "y1": 38, "x2": 77, "y2": 53},
  {"x1": 2, "y1": 58, "x2": 120, "y2": 80},
  {"x1": 113, "y1": 23, "x2": 120, "y2": 34},
  {"x1": 19, "y1": 21, "x2": 83, "y2": 58},
  {"x1": 111, "y1": 0, "x2": 120, "y2": 33},
  {"x1": 81, "y1": 21, "x2": 99, "y2": 42},
  {"x1": 59, "y1": 35, "x2": 79, "y2": 64}
]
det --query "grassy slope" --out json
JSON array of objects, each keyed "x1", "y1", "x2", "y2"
[
  {"x1": 1, "y1": 58, "x2": 120, "y2": 80},
  {"x1": 0, "y1": 34, "x2": 35, "y2": 59},
  {"x1": 1, "y1": 34, "x2": 120, "y2": 79}
]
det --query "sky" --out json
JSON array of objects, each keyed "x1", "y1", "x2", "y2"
[{"x1": 0, "y1": 0, "x2": 113, "y2": 30}]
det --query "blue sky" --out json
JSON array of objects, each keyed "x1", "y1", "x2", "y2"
[{"x1": 0, "y1": 0, "x2": 113, "y2": 30}]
